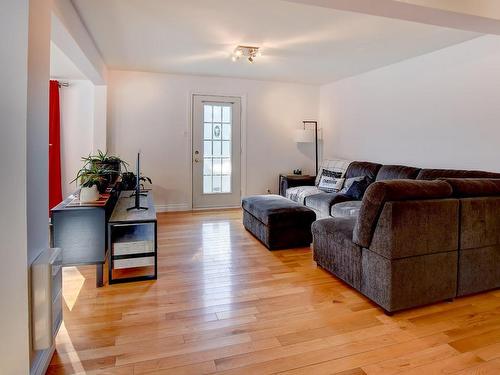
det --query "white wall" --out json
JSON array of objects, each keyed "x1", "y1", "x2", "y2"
[
  {"x1": 1, "y1": 0, "x2": 51, "y2": 374},
  {"x1": 59, "y1": 80, "x2": 95, "y2": 197},
  {"x1": 320, "y1": 35, "x2": 500, "y2": 172},
  {"x1": 27, "y1": 0, "x2": 51, "y2": 263},
  {"x1": 27, "y1": 1, "x2": 52, "y2": 373},
  {"x1": 108, "y1": 70, "x2": 319, "y2": 210},
  {"x1": 0, "y1": 1, "x2": 30, "y2": 373},
  {"x1": 93, "y1": 85, "x2": 107, "y2": 152}
]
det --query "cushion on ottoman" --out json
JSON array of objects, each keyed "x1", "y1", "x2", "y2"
[{"x1": 242, "y1": 195, "x2": 316, "y2": 250}]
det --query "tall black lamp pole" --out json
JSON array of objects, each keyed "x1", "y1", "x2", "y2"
[{"x1": 303, "y1": 121, "x2": 319, "y2": 175}]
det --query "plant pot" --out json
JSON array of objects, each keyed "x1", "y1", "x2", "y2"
[
  {"x1": 80, "y1": 186, "x2": 100, "y2": 203},
  {"x1": 121, "y1": 172, "x2": 137, "y2": 190}
]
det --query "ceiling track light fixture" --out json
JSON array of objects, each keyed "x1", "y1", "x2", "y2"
[{"x1": 231, "y1": 45, "x2": 261, "y2": 64}]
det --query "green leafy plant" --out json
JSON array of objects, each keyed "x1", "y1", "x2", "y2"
[
  {"x1": 81, "y1": 150, "x2": 129, "y2": 183},
  {"x1": 71, "y1": 164, "x2": 117, "y2": 192}
]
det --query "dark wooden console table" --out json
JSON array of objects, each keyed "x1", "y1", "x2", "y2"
[{"x1": 51, "y1": 188, "x2": 119, "y2": 287}]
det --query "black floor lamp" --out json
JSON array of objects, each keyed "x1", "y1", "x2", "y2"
[{"x1": 294, "y1": 120, "x2": 319, "y2": 175}]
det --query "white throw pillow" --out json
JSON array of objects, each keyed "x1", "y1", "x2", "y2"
[{"x1": 318, "y1": 170, "x2": 344, "y2": 193}]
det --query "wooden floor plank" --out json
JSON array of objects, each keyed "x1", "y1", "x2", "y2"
[{"x1": 47, "y1": 209, "x2": 500, "y2": 374}]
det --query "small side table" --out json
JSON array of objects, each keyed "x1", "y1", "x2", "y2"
[{"x1": 279, "y1": 174, "x2": 316, "y2": 197}]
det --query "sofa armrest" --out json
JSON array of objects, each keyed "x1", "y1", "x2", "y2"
[{"x1": 280, "y1": 175, "x2": 316, "y2": 197}]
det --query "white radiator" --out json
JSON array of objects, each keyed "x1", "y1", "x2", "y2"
[{"x1": 31, "y1": 248, "x2": 63, "y2": 351}]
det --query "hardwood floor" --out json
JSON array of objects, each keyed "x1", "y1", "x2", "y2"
[{"x1": 48, "y1": 209, "x2": 500, "y2": 374}]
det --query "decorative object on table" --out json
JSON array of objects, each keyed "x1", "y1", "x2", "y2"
[
  {"x1": 120, "y1": 172, "x2": 137, "y2": 190},
  {"x1": 294, "y1": 120, "x2": 319, "y2": 175},
  {"x1": 82, "y1": 150, "x2": 128, "y2": 184},
  {"x1": 317, "y1": 169, "x2": 344, "y2": 193},
  {"x1": 71, "y1": 164, "x2": 116, "y2": 202},
  {"x1": 293, "y1": 169, "x2": 302, "y2": 175},
  {"x1": 121, "y1": 172, "x2": 152, "y2": 191},
  {"x1": 279, "y1": 174, "x2": 316, "y2": 197},
  {"x1": 79, "y1": 185, "x2": 99, "y2": 203}
]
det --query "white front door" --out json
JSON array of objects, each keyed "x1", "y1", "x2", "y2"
[{"x1": 192, "y1": 95, "x2": 241, "y2": 209}]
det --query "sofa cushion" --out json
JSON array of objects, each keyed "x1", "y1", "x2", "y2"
[
  {"x1": 286, "y1": 186, "x2": 323, "y2": 204},
  {"x1": 304, "y1": 192, "x2": 352, "y2": 219},
  {"x1": 457, "y1": 246, "x2": 500, "y2": 296},
  {"x1": 312, "y1": 217, "x2": 362, "y2": 289},
  {"x1": 459, "y1": 196, "x2": 500, "y2": 250},
  {"x1": 443, "y1": 178, "x2": 500, "y2": 197},
  {"x1": 376, "y1": 165, "x2": 421, "y2": 181},
  {"x1": 417, "y1": 168, "x2": 500, "y2": 180},
  {"x1": 345, "y1": 161, "x2": 382, "y2": 181},
  {"x1": 242, "y1": 195, "x2": 316, "y2": 228},
  {"x1": 353, "y1": 180, "x2": 453, "y2": 248},
  {"x1": 331, "y1": 201, "x2": 362, "y2": 219}
]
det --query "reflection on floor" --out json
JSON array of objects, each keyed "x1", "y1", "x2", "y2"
[{"x1": 48, "y1": 209, "x2": 500, "y2": 374}]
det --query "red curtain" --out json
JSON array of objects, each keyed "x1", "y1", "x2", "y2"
[{"x1": 49, "y1": 80, "x2": 62, "y2": 214}]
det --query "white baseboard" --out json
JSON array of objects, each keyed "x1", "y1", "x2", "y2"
[
  {"x1": 155, "y1": 203, "x2": 191, "y2": 212},
  {"x1": 155, "y1": 204, "x2": 242, "y2": 212},
  {"x1": 192, "y1": 205, "x2": 241, "y2": 211}
]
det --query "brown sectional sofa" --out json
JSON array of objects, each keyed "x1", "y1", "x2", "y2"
[
  {"x1": 293, "y1": 161, "x2": 500, "y2": 218},
  {"x1": 310, "y1": 163, "x2": 500, "y2": 314}
]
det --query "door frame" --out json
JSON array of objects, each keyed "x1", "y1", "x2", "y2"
[{"x1": 188, "y1": 92, "x2": 247, "y2": 210}]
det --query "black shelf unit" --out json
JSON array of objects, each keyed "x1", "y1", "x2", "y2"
[{"x1": 107, "y1": 191, "x2": 157, "y2": 284}]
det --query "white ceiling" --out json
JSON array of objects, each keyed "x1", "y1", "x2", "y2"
[
  {"x1": 396, "y1": 0, "x2": 500, "y2": 21},
  {"x1": 72, "y1": 0, "x2": 480, "y2": 84},
  {"x1": 50, "y1": 41, "x2": 87, "y2": 80}
]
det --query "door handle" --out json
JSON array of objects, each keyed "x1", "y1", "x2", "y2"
[
  {"x1": 194, "y1": 158, "x2": 200, "y2": 163},
  {"x1": 194, "y1": 150, "x2": 200, "y2": 163}
]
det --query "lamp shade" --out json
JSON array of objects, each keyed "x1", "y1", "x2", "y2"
[{"x1": 294, "y1": 128, "x2": 315, "y2": 143}]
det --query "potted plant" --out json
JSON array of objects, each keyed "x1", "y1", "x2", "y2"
[
  {"x1": 120, "y1": 171, "x2": 152, "y2": 191},
  {"x1": 82, "y1": 150, "x2": 128, "y2": 184},
  {"x1": 72, "y1": 165, "x2": 114, "y2": 202}
]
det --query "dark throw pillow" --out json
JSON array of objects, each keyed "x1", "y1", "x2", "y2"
[{"x1": 345, "y1": 176, "x2": 371, "y2": 200}]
